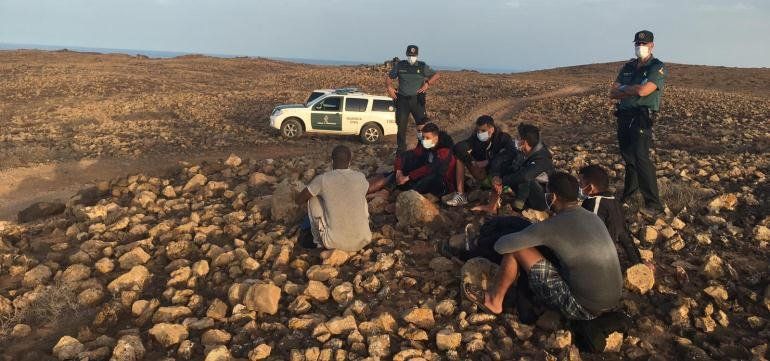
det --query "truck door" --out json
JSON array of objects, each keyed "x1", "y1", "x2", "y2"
[{"x1": 311, "y1": 96, "x2": 343, "y2": 131}]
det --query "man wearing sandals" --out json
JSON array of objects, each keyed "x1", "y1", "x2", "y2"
[{"x1": 482, "y1": 172, "x2": 622, "y2": 319}]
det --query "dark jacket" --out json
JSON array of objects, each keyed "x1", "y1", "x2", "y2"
[
  {"x1": 394, "y1": 131, "x2": 456, "y2": 192},
  {"x1": 491, "y1": 142, "x2": 554, "y2": 186},
  {"x1": 581, "y1": 191, "x2": 642, "y2": 268},
  {"x1": 454, "y1": 127, "x2": 514, "y2": 167}
]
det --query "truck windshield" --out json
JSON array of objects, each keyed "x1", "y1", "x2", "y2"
[{"x1": 306, "y1": 92, "x2": 325, "y2": 105}]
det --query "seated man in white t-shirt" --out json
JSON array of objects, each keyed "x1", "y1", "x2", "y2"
[{"x1": 294, "y1": 145, "x2": 372, "y2": 252}]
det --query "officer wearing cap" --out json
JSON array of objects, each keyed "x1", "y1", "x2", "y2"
[
  {"x1": 610, "y1": 30, "x2": 666, "y2": 215},
  {"x1": 386, "y1": 45, "x2": 440, "y2": 153}
]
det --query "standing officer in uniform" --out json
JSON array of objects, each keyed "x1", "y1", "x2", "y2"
[
  {"x1": 387, "y1": 45, "x2": 440, "y2": 154},
  {"x1": 610, "y1": 30, "x2": 666, "y2": 215}
]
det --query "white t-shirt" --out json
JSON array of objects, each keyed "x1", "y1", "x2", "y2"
[{"x1": 306, "y1": 169, "x2": 372, "y2": 252}]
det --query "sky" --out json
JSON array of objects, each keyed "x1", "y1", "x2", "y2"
[{"x1": 1, "y1": 0, "x2": 769, "y2": 71}]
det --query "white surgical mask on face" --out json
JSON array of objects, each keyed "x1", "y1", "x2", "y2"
[
  {"x1": 477, "y1": 131, "x2": 490, "y2": 142},
  {"x1": 514, "y1": 139, "x2": 522, "y2": 151},
  {"x1": 408, "y1": 56, "x2": 418, "y2": 65},
  {"x1": 578, "y1": 186, "x2": 589, "y2": 200},
  {"x1": 421, "y1": 138, "x2": 435, "y2": 149},
  {"x1": 635, "y1": 45, "x2": 650, "y2": 59}
]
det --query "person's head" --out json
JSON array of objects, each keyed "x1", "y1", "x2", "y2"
[
  {"x1": 331, "y1": 145, "x2": 352, "y2": 169},
  {"x1": 406, "y1": 44, "x2": 419, "y2": 65},
  {"x1": 545, "y1": 171, "x2": 580, "y2": 212},
  {"x1": 578, "y1": 164, "x2": 610, "y2": 197},
  {"x1": 516, "y1": 123, "x2": 540, "y2": 154},
  {"x1": 416, "y1": 118, "x2": 430, "y2": 141},
  {"x1": 633, "y1": 30, "x2": 654, "y2": 60},
  {"x1": 475, "y1": 115, "x2": 496, "y2": 142},
  {"x1": 420, "y1": 122, "x2": 440, "y2": 149}
]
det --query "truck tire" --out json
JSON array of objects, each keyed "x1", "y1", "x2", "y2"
[
  {"x1": 281, "y1": 118, "x2": 303, "y2": 139},
  {"x1": 359, "y1": 123, "x2": 383, "y2": 144}
]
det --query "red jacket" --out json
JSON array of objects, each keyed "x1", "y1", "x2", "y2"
[{"x1": 394, "y1": 135, "x2": 456, "y2": 192}]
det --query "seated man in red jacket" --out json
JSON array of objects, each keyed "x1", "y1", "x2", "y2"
[{"x1": 393, "y1": 122, "x2": 457, "y2": 197}]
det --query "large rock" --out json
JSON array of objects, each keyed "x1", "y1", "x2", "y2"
[
  {"x1": 22, "y1": 264, "x2": 52, "y2": 288},
  {"x1": 243, "y1": 283, "x2": 281, "y2": 315},
  {"x1": 270, "y1": 180, "x2": 305, "y2": 224},
  {"x1": 107, "y1": 265, "x2": 150, "y2": 293},
  {"x1": 111, "y1": 335, "x2": 145, "y2": 361},
  {"x1": 149, "y1": 323, "x2": 189, "y2": 347},
  {"x1": 625, "y1": 264, "x2": 655, "y2": 294},
  {"x1": 402, "y1": 308, "x2": 435, "y2": 329},
  {"x1": 396, "y1": 190, "x2": 440, "y2": 226},
  {"x1": 118, "y1": 247, "x2": 151, "y2": 269},
  {"x1": 435, "y1": 329, "x2": 462, "y2": 350},
  {"x1": 18, "y1": 202, "x2": 66, "y2": 223},
  {"x1": 52, "y1": 336, "x2": 84, "y2": 360},
  {"x1": 249, "y1": 172, "x2": 277, "y2": 188},
  {"x1": 61, "y1": 264, "x2": 91, "y2": 283},
  {"x1": 703, "y1": 255, "x2": 724, "y2": 280},
  {"x1": 205, "y1": 345, "x2": 233, "y2": 361},
  {"x1": 183, "y1": 173, "x2": 208, "y2": 192}
]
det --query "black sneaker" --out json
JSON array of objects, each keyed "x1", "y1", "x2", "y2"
[{"x1": 298, "y1": 228, "x2": 317, "y2": 249}]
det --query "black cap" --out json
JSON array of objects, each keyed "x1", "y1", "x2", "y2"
[
  {"x1": 634, "y1": 30, "x2": 654, "y2": 43},
  {"x1": 406, "y1": 45, "x2": 419, "y2": 56}
]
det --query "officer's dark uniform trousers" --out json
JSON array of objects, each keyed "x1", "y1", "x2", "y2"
[
  {"x1": 615, "y1": 106, "x2": 662, "y2": 209},
  {"x1": 396, "y1": 93, "x2": 427, "y2": 153}
]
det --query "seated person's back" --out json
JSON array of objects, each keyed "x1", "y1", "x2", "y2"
[
  {"x1": 497, "y1": 205, "x2": 623, "y2": 315},
  {"x1": 296, "y1": 145, "x2": 372, "y2": 252}
]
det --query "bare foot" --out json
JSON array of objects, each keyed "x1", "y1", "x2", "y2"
[
  {"x1": 471, "y1": 204, "x2": 497, "y2": 215},
  {"x1": 483, "y1": 292, "x2": 504, "y2": 314}
]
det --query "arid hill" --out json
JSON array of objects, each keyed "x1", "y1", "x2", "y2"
[{"x1": 0, "y1": 50, "x2": 768, "y2": 361}]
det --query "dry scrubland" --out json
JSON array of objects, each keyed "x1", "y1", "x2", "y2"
[{"x1": 0, "y1": 50, "x2": 769, "y2": 360}]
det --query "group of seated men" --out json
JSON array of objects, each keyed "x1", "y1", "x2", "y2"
[{"x1": 291, "y1": 116, "x2": 652, "y2": 324}]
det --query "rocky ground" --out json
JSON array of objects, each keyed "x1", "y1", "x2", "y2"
[{"x1": 0, "y1": 50, "x2": 769, "y2": 360}]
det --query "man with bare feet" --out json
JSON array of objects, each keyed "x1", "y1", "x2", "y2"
[
  {"x1": 481, "y1": 172, "x2": 622, "y2": 319},
  {"x1": 472, "y1": 123, "x2": 552, "y2": 214}
]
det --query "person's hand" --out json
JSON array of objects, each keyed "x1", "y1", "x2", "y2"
[
  {"x1": 387, "y1": 87, "x2": 398, "y2": 100},
  {"x1": 492, "y1": 176, "x2": 503, "y2": 194},
  {"x1": 396, "y1": 171, "x2": 409, "y2": 185},
  {"x1": 417, "y1": 83, "x2": 429, "y2": 93}
]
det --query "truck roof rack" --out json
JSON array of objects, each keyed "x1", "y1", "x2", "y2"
[{"x1": 333, "y1": 87, "x2": 360, "y2": 95}]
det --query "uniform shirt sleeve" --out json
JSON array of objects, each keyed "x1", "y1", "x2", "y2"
[
  {"x1": 494, "y1": 221, "x2": 547, "y2": 254},
  {"x1": 614, "y1": 63, "x2": 628, "y2": 84},
  {"x1": 388, "y1": 62, "x2": 400, "y2": 79},
  {"x1": 306, "y1": 174, "x2": 324, "y2": 197},
  {"x1": 646, "y1": 61, "x2": 666, "y2": 90},
  {"x1": 423, "y1": 63, "x2": 436, "y2": 78}
]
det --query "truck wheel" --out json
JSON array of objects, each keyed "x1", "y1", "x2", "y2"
[
  {"x1": 281, "y1": 118, "x2": 303, "y2": 139},
  {"x1": 359, "y1": 123, "x2": 383, "y2": 144}
]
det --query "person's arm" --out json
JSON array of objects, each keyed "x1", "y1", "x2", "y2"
[
  {"x1": 613, "y1": 82, "x2": 657, "y2": 98},
  {"x1": 294, "y1": 188, "x2": 313, "y2": 205},
  {"x1": 494, "y1": 222, "x2": 544, "y2": 255},
  {"x1": 607, "y1": 205, "x2": 643, "y2": 265},
  {"x1": 501, "y1": 155, "x2": 551, "y2": 187},
  {"x1": 417, "y1": 65, "x2": 439, "y2": 93},
  {"x1": 386, "y1": 63, "x2": 399, "y2": 99}
]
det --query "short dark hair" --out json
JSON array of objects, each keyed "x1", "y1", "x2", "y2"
[
  {"x1": 517, "y1": 123, "x2": 540, "y2": 147},
  {"x1": 548, "y1": 171, "x2": 579, "y2": 202},
  {"x1": 476, "y1": 115, "x2": 494, "y2": 127},
  {"x1": 331, "y1": 145, "x2": 351, "y2": 165},
  {"x1": 421, "y1": 122, "x2": 440, "y2": 135},
  {"x1": 578, "y1": 165, "x2": 609, "y2": 192}
]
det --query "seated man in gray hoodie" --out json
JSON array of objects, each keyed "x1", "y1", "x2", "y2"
[
  {"x1": 295, "y1": 145, "x2": 372, "y2": 252},
  {"x1": 483, "y1": 172, "x2": 623, "y2": 320}
]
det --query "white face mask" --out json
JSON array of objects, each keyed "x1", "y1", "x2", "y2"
[
  {"x1": 514, "y1": 139, "x2": 522, "y2": 151},
  {"x1": 416, "y1": 131, "x2": 424, "y2": 141},
  {"x1": 477, "y1": 131, "x2": 490, "y2": 142},
  {"x1": 408, "y1": 56, "x2": 418, "y2": 65},
  {"x1": 635, "y1": 45, "x2": 650, "y2": 59},
  {"x1": 578, "y1": 186, "x2": 589, "y2": 200},
  {"x1": 421, "y1": 138, "x2": 435, "y2": 149}
]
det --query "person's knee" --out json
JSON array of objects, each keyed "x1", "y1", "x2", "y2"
[{"x1": 513, "y1": 247, "x2": 545, "y2": 271}]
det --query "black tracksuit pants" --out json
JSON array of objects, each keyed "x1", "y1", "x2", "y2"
[{"x1": 616, "y1": 107, "x2": 662, "y2": 210}]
